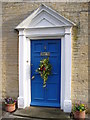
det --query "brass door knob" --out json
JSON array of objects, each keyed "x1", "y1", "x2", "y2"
[{"x1": 31, "y1": 76, "x2": 35, "y2": 80}]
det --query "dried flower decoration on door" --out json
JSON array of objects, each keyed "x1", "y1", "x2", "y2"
[{"x1": 36, "y1": 57, "x2": 52, "y2": 87}]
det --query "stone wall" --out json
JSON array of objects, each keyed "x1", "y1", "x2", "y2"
[
  {"x1": 2, "y1": 2, "x2": 88, "y2": 106},
  {"x1": 88, "y1": 1, "x2": 90, "y2": 112},
  {"x1": 0, "y1": 2, "x2": 2, "y2": 102}
]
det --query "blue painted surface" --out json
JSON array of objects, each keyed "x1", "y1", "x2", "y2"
[{"x1": 31, "y1": 40, "x2": 61, "y2": 107}]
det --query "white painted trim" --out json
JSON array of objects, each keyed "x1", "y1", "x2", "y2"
[
  {"x1": 29, "y1": 38, "x2": 31, "y2": 105},
  {"x1": 26, "y1": 37, "x2": 31, "y2": 106},
  {"x1": 18, "y1": 28, "x2": 72, "y2": 112},
  {"x1": 16, "y1": 4, "x2": 75, "y2": 29},
  {"x1": 18, "y1": 31, "x2": 26, "y2": 108},
  {"x1": 16, "y1": 5, "x2": 73, "y2": 113},
  {"x1": 18, "y1": 31, "x2": 72, "y2": 112},
  {"x1": 24, "y1": 27, "x2": 65, "y2": 38},
  {"x1": 61, "y1": 36, "x2": 65, "y2": 110},
  {"x1": 18, "y1": 32, "x2": 31, "y2": 108},
  {"x1": 64, "y1": 28, "x2": 72, "y2": 112}
]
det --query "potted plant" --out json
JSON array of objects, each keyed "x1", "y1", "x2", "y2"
[
  {"x1": 5, "y1": 97, "x2": 16, "y2": 112},
  {"x1": 73, "y1": 102, "x2": 86, "y2": 119}
]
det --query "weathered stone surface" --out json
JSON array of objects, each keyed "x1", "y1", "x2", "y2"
[
  {"x1": 88, "y1": 2, "x2": 90, "y2": 113},
  {"x1": 13, "y1": 107, "x2": 70, "y2": 119},
  {"x1": 1, "y1": 2, "x2": 88, "y2": 108}
]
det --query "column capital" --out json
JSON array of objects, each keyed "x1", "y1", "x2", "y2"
[
  {"x1": 65, "y1": 27, "x2": 72, "y2": 34},
  {"x1": 19, "y1": 29, "x2": 25, "y2": 36}
]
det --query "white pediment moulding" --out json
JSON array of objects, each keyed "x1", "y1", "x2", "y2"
[
  {"x1": 16, "y1": 4, "x2": 76, "y2": 113},
  {"x1": 16, "y1": 4, "x2": 76, "y2": 29}
]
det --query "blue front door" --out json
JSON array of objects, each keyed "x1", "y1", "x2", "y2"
[{"x1": 31, "y1": 39, "x2": 61, "y2": 107}]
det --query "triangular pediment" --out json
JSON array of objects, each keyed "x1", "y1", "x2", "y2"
[
  {"x1": 33, "y1": 18, "x2": 55, "y2": 27},
  {"x1": 16, "y1": 4, "x2": 75, "y2": 29}
]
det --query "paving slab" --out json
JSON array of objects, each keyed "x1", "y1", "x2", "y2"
[
  {"x1": 13, "y1": 107, "x2": 70, "y2": 120},
  {"x1": 2, "y1": 107, "x2": 89, "y2": 120},
  {"x1": 2, "y1": 111, "x2": 44, "y2": 120}
]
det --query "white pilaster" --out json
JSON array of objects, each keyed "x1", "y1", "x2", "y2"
[
  {"x1": 64, "y1": 27, "x2": 72, "y2": 112},
  {"x1": 18, "y1": 30, "x2": 27, "y2": 108},
  {"x1": 26, "y1": 38, "x2": 31, "y2": 106},
  {"x1": 61, "y1": 37, "x2": 65, "y2": 110}
]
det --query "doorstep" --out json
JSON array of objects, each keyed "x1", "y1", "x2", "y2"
[
  {"x1": 2, "y1": 107, "x2": 89, "y2": 119},
  {"x1": 13, "y1": 106, "x2": 70, "y2": 119}
]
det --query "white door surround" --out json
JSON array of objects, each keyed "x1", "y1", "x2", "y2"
[{"x1": 16, "y1": 4, "x2": 75, "y2": 113}]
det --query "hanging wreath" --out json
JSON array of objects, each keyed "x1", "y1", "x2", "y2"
[{"x1": 36, "y1": 57, "x2": 52, "y2": 87}]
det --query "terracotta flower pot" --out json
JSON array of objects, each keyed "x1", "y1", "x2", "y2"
[
  {"x1": 5, "y1": 102, "x2": 16, "y2": 112},
  {"x1": 74, "y1": 111, "x2": 85, "y2": 119}
]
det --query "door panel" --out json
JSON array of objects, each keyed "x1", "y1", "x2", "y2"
[
  {"x1": 46, "y1": 83, "x2": 58, "y2": 101},
  {"x1": 32, "y1": 82, "x2": 44, "y2": 100},
  {"x1": 31, "y1": 39, "x2": 61, "y2": 107}
]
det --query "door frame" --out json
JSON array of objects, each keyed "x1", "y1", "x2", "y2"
[
  {"x1": 16, "y1": 4, "x2": 75, "y2": 112},
  {"x1": 18, "y1": 27, "x2": 72, "y2": 113}
]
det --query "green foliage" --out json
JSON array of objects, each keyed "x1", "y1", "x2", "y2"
[
  {"x1": 73, "y1": 102, "x2": 86, "y2": 112},
  {"x1": 36, "y1": 57, "x2": 52, "y2": 87}
]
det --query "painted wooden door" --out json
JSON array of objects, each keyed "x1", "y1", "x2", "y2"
[{"x1": 31, "y1": 39, "x2": 61, "y2": 107}]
